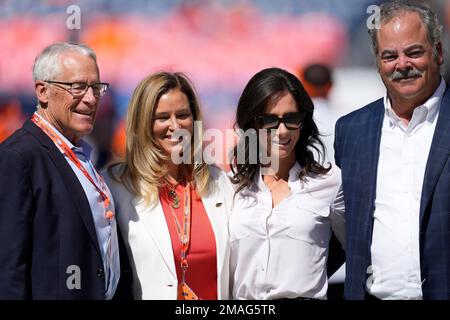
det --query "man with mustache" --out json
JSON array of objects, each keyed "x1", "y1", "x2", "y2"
[
  {"x1": 334, "y1": 0, "x2": 450, "y2": 300},
  {"x1": 0, "y1": 42, "x2": 131, "y2": 299}
]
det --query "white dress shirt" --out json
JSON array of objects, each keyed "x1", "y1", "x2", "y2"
[
  {"x1": 230, "y1": 162, "x2": 345, "y2": 300},
  {"x1": 368, "y1": 78, "x2": 446, "y2": 300},
  {"x1": 312, "y1": 97, "x2": 340, "y2": 164}
]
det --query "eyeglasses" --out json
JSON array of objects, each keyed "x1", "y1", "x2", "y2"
[
  {"x1": 44, "y1": 80, "x2": 109, "y2": 98},
  {"x1": 255, "y1": 112, "x2": 305, "y2": 130}
]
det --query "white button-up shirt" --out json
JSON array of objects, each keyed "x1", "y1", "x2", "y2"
[
  {"x1": 230, "y1": 162, "x2": 345, "y2": 300},
  {"x1": 312, "y1": 97, "x2": 340, "y2": 164},
  {"x1": 368, "y1": 78, "x2": 446, "y2": 300}
]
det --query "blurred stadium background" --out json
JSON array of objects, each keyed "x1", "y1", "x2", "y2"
[{"x1": 1, "y1": 0, "x2": 449, "y2": 299}]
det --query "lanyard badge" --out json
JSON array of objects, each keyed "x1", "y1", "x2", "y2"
[
  {"x1": 168, "y1": 182, "x2": 199, "y2": 300},
  {"x1": 31, "y1": 114, "x2": 114, "y2": 220}
]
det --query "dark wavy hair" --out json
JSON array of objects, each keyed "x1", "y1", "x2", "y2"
[{"x1": 230, "y1": 67, "x2": 330, "y2": 194}]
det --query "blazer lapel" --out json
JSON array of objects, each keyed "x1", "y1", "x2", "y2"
[
  {"x1": 132, "y1": 197, "x2": 177, "y2": 280},
  {"x1": 359, "y1": 103, "x2": 385, "y2": 250},
  {"x1": 201, "y1": 189, "x2": 228, "y2": 287},
  {"x1": 131, "y1": 177, "x2": 229, "y2": 291},
  {"x1": 420, "y1": 85, "x2": 450, "y2": 227},
  {"x1": 24, "y1": 120, "x2": 101, "y2": 257}
]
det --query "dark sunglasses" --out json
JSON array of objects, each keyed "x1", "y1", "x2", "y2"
[{"x1": 255, "y1": 112, "x2": 305, "y2": 130}]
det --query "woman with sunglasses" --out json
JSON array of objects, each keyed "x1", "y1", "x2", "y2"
[
  {"x1": 229, "y1": 67, "x2": 345, "y2": 300},
  {"x1": 103, "y1": 72, "x2": 233, "y2": 299}
]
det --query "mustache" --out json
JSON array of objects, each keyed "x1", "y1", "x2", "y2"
[{"x1": 390, "y1": 68, "x2": 423, "y2": 81}]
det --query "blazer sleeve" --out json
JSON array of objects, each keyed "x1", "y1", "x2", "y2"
[
  {"x1": 0, "y1": 147, "x2": 34, "y2": 299},
  {"x1": 327, "y1": 170, "x2": 346, "y2": 278},
  {"x1": 330, "y1": 184, "x2": 345, "y2": 248},
  {"x1": 334, "y1": 118, "x2": 343, "y2": 168}
]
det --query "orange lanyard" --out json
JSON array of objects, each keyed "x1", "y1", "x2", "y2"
[
  {"x1": 168, "y1": 183, "x2": 191, "y2": 279},
  {"x1": 31, "y1": 114, "x2": 114, "y2": 220}
]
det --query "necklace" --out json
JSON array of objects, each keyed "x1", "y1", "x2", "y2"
[
  {"x1": 167, "y1": 182, "x2": 199, "y2": 300},
  {"x1": 164, "y1": 178, "x2": 181, "y2": 209}
]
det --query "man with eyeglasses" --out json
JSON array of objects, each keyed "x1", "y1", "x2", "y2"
[{"x1": 0, "y1": 42, "x2": 131, "y2": 299}]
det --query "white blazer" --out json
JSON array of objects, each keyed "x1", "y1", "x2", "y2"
[{"x1": 103, "y1": 165, "x2": 233, "y2": 300}]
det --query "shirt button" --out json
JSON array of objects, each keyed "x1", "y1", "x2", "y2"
[{"x1": 97, "y1": 268, "x2": 104, "y2": 279}]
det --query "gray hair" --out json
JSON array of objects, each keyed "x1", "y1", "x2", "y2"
[
  {"x1": 32, "y1": 42, "x2": 98, "y2": 81},
  {"x1": 368, "y1": 0, "x2": 443, "y2": 59}
]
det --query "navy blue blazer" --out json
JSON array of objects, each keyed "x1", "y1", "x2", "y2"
[
  {"x1": 0, "y1": 119, "x2": 132, "y2": 299},
  {"x1": 335, "y1": 85, "x2": 450, "y2": 300}
]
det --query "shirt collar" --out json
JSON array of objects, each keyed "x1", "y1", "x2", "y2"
[
  {"x1": 256, "y1": 161, "x2": 303, "y2": 193},
  {"x1": 383, "y1": 77, "x2": 446, "y2": 129},
  {"x1": 33, "y1": 112, "x2": 93, "y2": 159},
  {"x1": 74, "y1": 139, "x2": 94, "y2": 161}
]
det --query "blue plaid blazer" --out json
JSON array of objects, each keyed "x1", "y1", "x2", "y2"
[{"x1": 334, "y1": 84, "x2": 450, "y2": 300}]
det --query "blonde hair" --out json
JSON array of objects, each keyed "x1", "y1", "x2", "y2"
[{"x1": 114, "y1": 71, "x2": 211, "y2": 206}]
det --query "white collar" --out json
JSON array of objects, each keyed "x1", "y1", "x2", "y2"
[
  {"x1": 383, "y1": 77, "x2": 446, "y2": 129},
  {"x1": 256, "y1": 161, "x2": 303, "y2": 194}
]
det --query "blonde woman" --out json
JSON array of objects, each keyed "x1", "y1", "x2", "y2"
[{"x1": 103, "y1": 72, "x2": 233, "y2": 300}]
